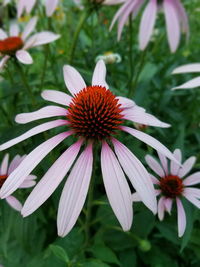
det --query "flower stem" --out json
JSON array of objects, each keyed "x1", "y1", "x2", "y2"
[
  {"x1": 40, "y1": 45, "x2": 49, "y2": 91},
  {"x1": 128, "y1": 14, "x2": 134, "y2": 94},
  {"x1": 69, "y1": 9, "x2": 91, "y2": 64}
]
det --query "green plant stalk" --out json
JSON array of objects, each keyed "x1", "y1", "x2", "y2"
[
  {"x1": 40, "y1": 45, "x2": 49, "y2": 91},
  {"x1": 69, "y1": 9, "x2": 92, "y2": 64},
  {"x1": 128, "y1": 14, "x2": 134, "y2": 95}
]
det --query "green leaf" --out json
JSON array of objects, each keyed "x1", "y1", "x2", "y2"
[
  {"x1": 81, "y1": 260, "x2": 110, "y2": 267},
  {"x1": 49, "y1": 245, "x2": 69, "y2": 263},
  {"x1": 91, "y1": 244, "x2": 120, "y2": 265}
]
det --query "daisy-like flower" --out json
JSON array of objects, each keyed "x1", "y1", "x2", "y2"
[
  {"x1": 0, "y1": 17, "x2": 60, "y2": 70},
  {"x1": 110, "y1": 0, "x2": 189, "y2": 53},
  {"x1": 0, "y1": 60, "x2": 177, "y2": 237},
  {"x1": 0, "y1": 153, "x2": 36, "y2": 211},
  {"x1": 133, "y1": 149, "x2": 200, "y2": 237},
  {"x1": 17, "y1": 0, "x2": 59, "y2": 17},
  {"x1": 172, "y1": 63, "x2": 200, "y2": 90}
]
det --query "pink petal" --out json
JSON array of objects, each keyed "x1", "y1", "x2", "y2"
[
  {"x1": 139, "y1": 0, "x2": 157, "y2": 50},
  {"x1": 25, "y1": 31, "x2": 60, "y2": 48},
  {"x1": 183, "y1": 192, "x2": 200, "y2": 209},
  {"x1": 164, "y1": 198, "x2": 173, "y2": 214},
  {"x1": 151, "y1": 174, "x2": 160, "y2": 184},
  {"x1": 0, "y1": 153, "x2": 9, "y2": 175},
  {"x1": 19, "y1": 180, "x2": 36, "y2": 188},
  {"x1": 22, "y1": 17, "x2": 37, "y2": 40},
  {"x1": 57, "y1": 143, "x2": 93, "y2": 237},
  {"x1": 0, "y1": 119, "x2": 67, "y2": 151},
  {"x1": 178, "y1": 156, "x2": 196, "y2": 178},
  {"x1": 145, "y1": 155, "x2": 165, "y2": 177},
  {"x1": 0, "y1": 56, "x2": 10, "y2": 70},
  {"x1": 5, "y1": 196, "x2": 22, "y2": 211},
  {"x1": 9, "y1": 23, "x2": 19, "y2": 36},
  {"x1": 157, "y1": 152, "x2": 168, "y2": 175},
  {"x1": 0, "y1": 29, "x2": 8, "y2": 39},
  {"x1": 17, "y1": 0, "x2": 26, "y2": 17},
  {"x1": 121, "y1": 126, "x2": 177, "y2": 162},
  {"x1": 158, "y1": 197, "x2": 165, "y2": 221},
  {"x1": 8, "y1": 155, "x2": 22, "y2": 174},
  {"x1": 170, "y1": 149, "x2": 182, "y2": 175},
  {"x1": 45, "y1": 0, "x2": 59, "y2": 16},
  {"x1": 117, "y1": 96, "x2": 136, "y2": 109},
  {"x1": 101, "y1": 142, "x2": 133, "y2": 231},
  {"x1": 15, "y1": 106, "x2": 67, "y2": 124},
  {"x1": 173, "y1": 0, "x2": 189, "y2": 37},
  {"x1": 172, "y1": 64, "x2": 200, "y2": 74},
  {"x1": 92, "y1": 60, "x2": 108, "y2": 89},
  {"x1": 172, "y1": 77, "x2": 200, "y2": 90},
  {"x1": 176, "y1": 198, "x2": 186, "y2": 237},
  {"x1": 183, "y1": 187, "x2": 200, "y2": 199},
  {"x1": 22, "y1": 140, "x2": 82, "y2": 217},
  {"x1": 25, "y1": 0, "x2": 36, "y2": 13},
  {"x1": 0, "y1": 132, "x2": 71, "y2": 198},
  {"x1": 63, "y1": 65, "x2": 86, "y2": 96},
  {"x1": 183, "y1": 172, "x2": 200, "y2": 186},
  {"x1": 164, "y1": 0, "x2": 180, "y2": 52},
  {"x1": 41, "y1": 90, "x2": 72, "y2": 106},
  {"x1": 112, "y1": 138, "x2": 157, "y2": 214},
  {"x1": 16, "y1": 50, "x2": 33, "y2": 64},
  {"x1": 104, "y1": 0, "x2": 125, "y2": 4},
  {"x1": 132, "y1": 192, "x2": 141, "y2": 202}
]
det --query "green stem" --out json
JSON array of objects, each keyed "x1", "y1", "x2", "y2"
[
  {"x1": 69, "y1": 9, "x2": 91, "y2": 64},
  {"x1": 40, "y1": 46, "x2": 49, "y2": 91},
  {"x1": 14, "y1": 60, "x2": 35, "y2": 106},
  {"x1": 128, "y1": 14, "x2": 134, "y2": 94},
  {"x1": 128, "y1": 50, "x2": 147, "y2": 99}
]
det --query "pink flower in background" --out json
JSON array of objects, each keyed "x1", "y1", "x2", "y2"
[
  {"x1": 0, "y1": 17, "x2": 60, "y2": 70},
  {"x1": 17, "y1": 0, "x2": 59, "y2": 17},
  {"x1": 0, "y1": 60, "x2": 177, "y2": 237},
  {"x1": 172, "y1": 64, "x2": 200, "y2": 90},
  {"x1": 133, "y1": 149, "x2": 200, "y2": 237},
  {"x1": 0, "y1": 153, "x2": 36, "y2": 211},
  {"x1": 110, "y1": 0, "x2": 189, "y2": 53}
]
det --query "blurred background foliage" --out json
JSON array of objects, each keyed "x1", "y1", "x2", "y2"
[{"x1": 0, "y1": 0, "x2": 200, "y2": 266}]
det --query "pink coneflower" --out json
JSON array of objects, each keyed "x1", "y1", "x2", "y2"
[
  {"x1": 172, "y1": 63, "x2": 200, "y2": 90},
  {"x1": 0, "y1": 17, "x2": 60, "y2": 70},
  {"x1": 110, "y1": 0, "x2": 189, "y2": 53},
  {"x1": 133, "y1": 149, "x2": 200, "y2": 237},
  {"x1": 0, "y1": 153, "x2": 36, "y2": 211},
  {"x1": 0, "y1": 60, "x2": 176, "y2": 237},
  {"x1": 17, "y1": 0, "x2": 59, "y2": 17}
]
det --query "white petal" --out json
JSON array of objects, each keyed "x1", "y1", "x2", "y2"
[
  {"x1": 16, "y1": 50, "x2": 33, "y2": 64},
  {"x1": 0, "y1": 132, "x2": 71, "y2": 198},
  {"x1": 183, "y1": 192, "x2": 200, "y2": 209},
  {"x1": 145, "y1": 155, "x2": 165, "y2": 177},
  {"x1": 157, "y1": 151, "x2": 168, "y2": 175},
  {"x1": 8, "y1": 155, "x2": 22, "y2": 174},
  {"x1": 112, "y1": 138, "x2": 157, "y2": 214},
  {"x1": 57, "y1": 144, "x2": 93, "y2": 237},
  {"x1": 172, "y1": 77, "x2": 200, "y2": 90},
  {"x1": 0, "y1": 28, "x2": 8, "y2": 39},
  {"x1": 22, "y1": 140, "x2": 82, "y2": 217},
  {"x1": 9, "y1": 23, "x2": 19, "y2": 36},
  {"x1": 176, "y1": 198, "x2": 186, "y2": 237},
  {"x1": 164, "y1": 198, "x2": 173, "y2": 214},
  {"x1": 183, "y1": 172, "x2": 200, "y2": 186},
  {"x1": 158, "y1": 197, "x2": 165, "y2": 221},
  {"x1": 101, "y1": 142, "x2": 133, "y2": 231},
  {"x1": 6, "y1": 196, "x2": 22, "y2": 211},
  {"x1": 178, "y1": 156, "x2": 196, "y2": 178},
  {"x1": 26, "y1": 31, "x2": 60, "y2": 47},
  {"x1": 22, "y1": 17, "x2": 37, "y2": 40},
  {"x1": 45, "y1": 0, "x2": 59, "y2": 16},
  {"x1": 0, "y1": 56, "x2": 10, "y2": 70},
  {"x1": 172, "y1": 64, "x2": 200, "y2": 74},
  {"x1": 0, "y1": 153, "x2": 9, "y2": 175},
  {"x1": 63, "y1": 65, "x2": 86, "y2": 96},
  {"x1": 170, "y1": 149, "x2": 182, "y2": 175},
  {"x1": 117, "y1": 96, "x2": 136, "y2": 109},
  {"x1": 41, "y1": 90, "x2": 72, "y2": 106},
  {"x1": 92, "y1": 60, "x2": 108, "y2": 89}
]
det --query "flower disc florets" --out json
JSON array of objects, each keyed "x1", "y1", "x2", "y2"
[
  {"x1": 160, "y1": 175, "x2": 184, "y2": 198},
  {"x1": 67, "y1": 85, "x2": 124, "y2": 140},
  {"x1": 0, "y1": 175, "x2": 8, "y2": 187},
  {"x1": 0, "y1": 37, "x2": 23, "y2": 55}
]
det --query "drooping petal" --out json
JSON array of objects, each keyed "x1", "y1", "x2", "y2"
[
  {"x1": 63, "y1": 65, "x2": 86, "y2": 96},
  {"x1": 172, "y1": 77, "x2": 200, "y2": 90},
  {"x1": 0, "y1": 132, "x2": 71, "y2": 199},
  {"x1": 41, "y1": 90, "x2": 72, "y2": 106},
  {"x1": 157, "y1": 152, "x2": 168, "y2": 175},
  {"x1": 121, "y1": 126, "x2": 177, "y2": 162},
  {"x1": 145, "y1": 155, "x2": 165, "y2": 177},
  {"x1": 101, "y1": 142, "x2": 133, "y2": 231},
  {"x1": 45, "y1": 0, "x2": 59, "y2": 16},
  {"x1": 151, "y1": 174, "x2": 160, "y2": 184},
  {"x1": 173, "y1": 0, "x2": 189, "y2": 37},
  {"x1": 139, "y1": 0, "x2": 157, "y2": 50},
  {"x1": 9, "y1": 23, "x2": 19, "y2": 36},
  {"x1": 8, "y1": 155, "x2": 22, "y2": 174},
  {"x1": 25, "y1": 0, "x2": 36, "y2": 13},
  {"x1": 176, "y1": 198, "x2": 186, "y2": 237},
  {"x1": 22, "y1": 140, "x2": 82, "y2": 217},
  {"x1": 19, "y1": 180, "x2": 36, "y2": 188},
  {"x1": 57, "y1": 143, "x2": 93, "y2": 237},
  {"x1": 112, "y1": 138, "x2": 157, "y2": 214},
  {"x1": 117, "y1": 96, "x2": 136, "y2": 109},
  {"x1": 183, "y1": 192, "x2": 200, "y2": 209},
  {"x1": 170, "y1": 149, "x2": 182, "y2": 175},
  {"x1": 92, "y1": 60, "x2": 108, "y2": 89},
  {"x1": 25, "y1": 32, "x2": 60, "y2": 48},
  {"x1": 22, "y1": 17, "x2": 37, "y2": 40},
  {"x1": 132, "y1": 192, "x2": 141, "y2": 202},
  {"x1": 164, "y1": 198, "x2": 173, "y2": 214},
  {"x1": 178, "y1": 156, "x2": 196, "y2": 178},
  {"x1": 0, "y1": 29, "x2": 7, "y2": 39},
  {"x1": 5, "y1": 196, "x2": 22, "y2": 211},
  {"x1": 0, "y1": 56, "x2": 10, "y2": 70},
  {"x1": 16, "y1": 50, "x2": 33, "y2": 64},
  {"x1": 183, "y1": 172, "x2": 200, "y2": 186},
  {"x1": 0, "y1": 120, "x2": 67, "y2": 151},
  {"x1": 15, "y1": 106, "x2": 67, "y2": 124},
  {"x1": 0, "y1": 154, "x2": 9, "y2": 175},
  {"x1": 172, "y1": 64, "x2": 200, "y2": 74},
  {"x1": 183, "y1": 188, "x2": 200, "y2": 199},
  {"x1": 158, "y1": 197, "x2": 165, "y2": 221},
  {"x1": 17, "y1": 0, "x2": 26, "y2": 18},
  {"x1": 163, "y1": 0, "x2": 180, "y2": 52}
]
